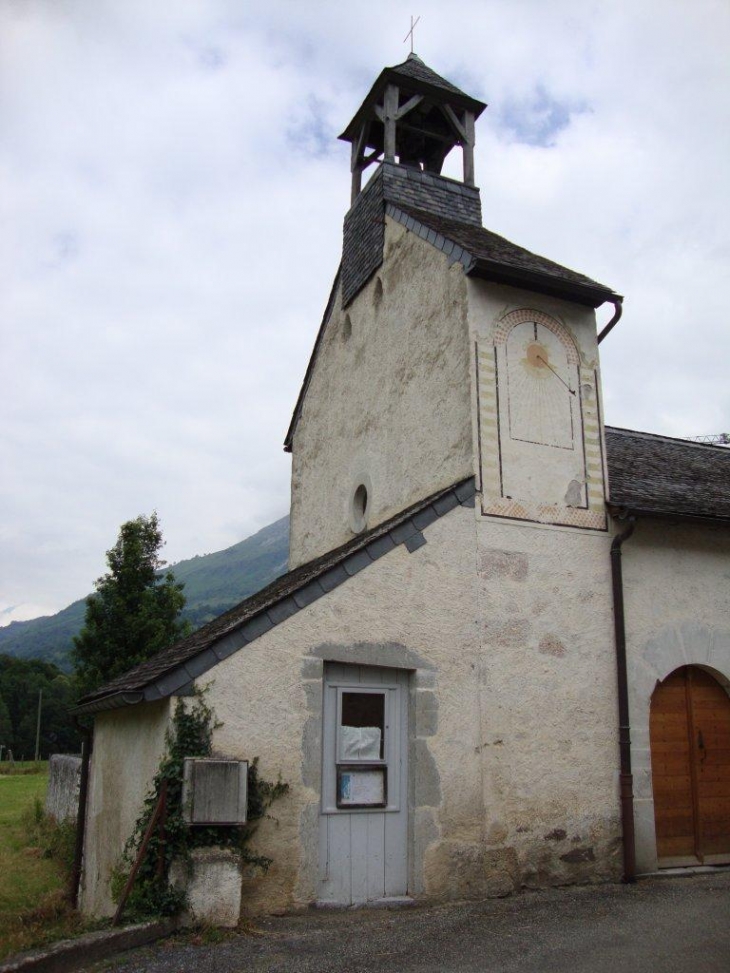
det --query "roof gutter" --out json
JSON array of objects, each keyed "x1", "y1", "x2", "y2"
[
  {"x1": 607, "y1": 504, "x2": 730, "y2": 529},
  {"x1": 597, "y1": 296, "x2": 624, "y2": 344},
  {"x1": 610, "y1": 515, "x2": 637, "y2": 883},
  {"x1": 74, "y1": 690, "x2": 145, "y2": 716},
  {"x1": 469, "y1": 260, "x2": 615, "y2": 309}
]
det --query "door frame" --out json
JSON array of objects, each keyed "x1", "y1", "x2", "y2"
[{"x1": 318, "y1": 663, "x2": 410, "y2": 905}]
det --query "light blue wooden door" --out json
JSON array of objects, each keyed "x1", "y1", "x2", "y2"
[{"x1": 318, "y1": 664, "x2": 409, "y2": 905}]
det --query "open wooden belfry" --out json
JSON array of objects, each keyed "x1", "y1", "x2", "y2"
[{"x1": 339, "y1": 53, "x2": 487, "y2": 203}]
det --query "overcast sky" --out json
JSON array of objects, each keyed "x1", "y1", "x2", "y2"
[{"x1": 1, "y1": 0, "x2": 729, "y2": 625}]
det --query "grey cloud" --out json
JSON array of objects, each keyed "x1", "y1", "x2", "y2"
[{"x1": 0, "y1": 0, "x2": 728, "y2": 620}]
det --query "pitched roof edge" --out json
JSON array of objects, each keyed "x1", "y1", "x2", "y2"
[
  {"x1": 284, "y1": 267, "x2": 341, "y2": 452},
  {"x1": 390, "y1": 204, "x2": 618, "y2": 309},
  {"x1": 605, "y1": 425, "x2": 728, "y2": 451},
  {"x1": 386, "y1": 204, "x2": 476, "y2": 272},
  {"x1": 338, "y1": 57, "x2": 486, "y2": 143},
  {"x1": 75, "y1": 477, "x2": 477, "y2": 715},
  {"x1": 468, "y1": 258, "x2": 616, "y2": 309},
  {"x1": 74, "y1": 691, "x2": 146, "y2": 716},
  {"x1": 605, "y1": 426, "x2": 730, "y2": 525},
  {"x1": 607, "y1": 504, "x2": 730, "y2": 528}
]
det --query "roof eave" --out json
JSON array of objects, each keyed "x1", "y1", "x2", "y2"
[
  {"x1": 468, "y1": 259, "x2": 618, "y2": 309},
  {"x1": 74, "y1": 478, "x2": 478, "y2": 713},
  {"x1": 74, "y1": 690, "x2": 145, "y2": 716},
  {"x1": 608, "y1": 503, "x2": 730, "y2": 529},
  {"x1": 338, "y1": 68, "x2": 487, "y2": 144}
]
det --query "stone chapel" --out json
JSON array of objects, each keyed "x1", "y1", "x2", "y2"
[{"x1": 76, "y1": 54, "x2": 730, "y2": 918}]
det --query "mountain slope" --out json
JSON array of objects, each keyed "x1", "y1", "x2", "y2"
[{"x1": 0, "y1": 515, "x2": 290, "y2": 670}]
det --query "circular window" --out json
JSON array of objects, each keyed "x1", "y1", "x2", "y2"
[{"x1": 349, "y1": 479, "x2": 371, "y2": 533}]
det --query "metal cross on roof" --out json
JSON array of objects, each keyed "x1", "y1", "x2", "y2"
[{"x1": 403, "y1": 15, "x2": 420, "y2": 54}]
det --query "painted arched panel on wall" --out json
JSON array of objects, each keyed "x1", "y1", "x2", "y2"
[
  {"x1": 477, "y1": 308, "x2": 606, "y2": 529},
  {"x1": 504, "y1": 320, "x2": 577, "y2": 451},
  {"x1": 650, "y1": 665, "x2": 730, "y2": 865}
]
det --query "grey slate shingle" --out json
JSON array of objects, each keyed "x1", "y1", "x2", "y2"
[
  {"x1": 389, "y1": 54, "x2": 472, "y2": 99},
  {"x1": 605, "y1": 427, "x2": 730, "y2": 522}
]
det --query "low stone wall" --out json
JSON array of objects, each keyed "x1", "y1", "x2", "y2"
[{"x1": 45, "y1": 754, "x2": 82, "y2": 823}]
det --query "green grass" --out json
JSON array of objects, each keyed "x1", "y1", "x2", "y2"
[
  {"x1": 0, "y1": 768, "x2": 89, "y2": 960},
  {"x1": 1, "y1": 760, "x2": 49, "y2": 775}
]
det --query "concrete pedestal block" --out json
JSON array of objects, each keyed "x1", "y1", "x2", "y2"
[
  {"x1": 46, "y1": 754, "x2": 82, "y2": 823},
  {"x1": 170, "y1": 848, "x2": 242, "y2": 927}
]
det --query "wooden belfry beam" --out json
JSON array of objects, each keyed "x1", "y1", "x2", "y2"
[
  {"x1": 442, "y1": 104, "x2": 476, "y2": 186},
  {"x1": 350, "y1": 122, "x2": 367, "y2": 203},
  {"x1": 394, "y1": 93, "x2": 424, "y2": 121}
]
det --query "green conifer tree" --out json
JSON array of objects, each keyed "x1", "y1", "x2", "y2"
[{"x1": 72, "y1": 514, "x2": 189, "y2": 699}]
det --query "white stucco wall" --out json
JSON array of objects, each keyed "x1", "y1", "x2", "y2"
[
  {"x1": 80, "y1": 699, "x2": 172, "y2": 916},
  {"x1": 200, "y1": 504, "x2": 480, "y2": 913},
  {"x1": 621, "y1": 520, "x2": 730, "y2": 873},
  {"x1": 288, "y1": 218, "x2": 473, "y2": 569},
  {"x1": 186, "y1": 502, "x2": 623, "y2": 913},
  {"x1": 472, "y1": 517, "x2": 620, "y2": 889},
  {"x1": 79, "y1": 512, "x2": 730, "y2": 917}
]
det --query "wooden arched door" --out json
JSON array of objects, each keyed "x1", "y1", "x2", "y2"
[{"x1": 650, "y1": 666, "x2": 730, "y2": 865}]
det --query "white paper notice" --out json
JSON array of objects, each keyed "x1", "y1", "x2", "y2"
[
  {"x1": 339, "y1": 768, "x2": 385, "y2": 806},
  {"x1": 340, "y1": 725, "x2": 382, "y2": 760}
]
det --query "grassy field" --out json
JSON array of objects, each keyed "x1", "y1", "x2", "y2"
[
  {"x1": 1, "y1": 760, "x2": 49, "y2": 775},
  {"x1": 0, "y1": 766, "x2": 88, "y2": 960}
]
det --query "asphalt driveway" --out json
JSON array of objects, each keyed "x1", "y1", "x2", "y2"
[{"x1": 96, "y1": 870, "x2": 730, "y2": 973}]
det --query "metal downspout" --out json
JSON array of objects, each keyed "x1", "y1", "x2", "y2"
[
  {"x1": 69, "y1": 718, "x2": 93, "y2": 907},
  {"x1": 611, "y1": 517, "x2": 636, "y2": 882},
  {"x1": 597, "y1": 297, "x2": 624, "y2": 345}
]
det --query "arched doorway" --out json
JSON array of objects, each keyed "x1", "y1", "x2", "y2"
[{"x1": 650, "y1": 666, "x2": 730, "y2": 866}]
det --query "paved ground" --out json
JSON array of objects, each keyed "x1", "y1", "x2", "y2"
[{"x1": 95, "y1": 871, "x2": 730, "y2": 973}]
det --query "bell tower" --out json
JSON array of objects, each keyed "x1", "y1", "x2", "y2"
[
  {"x1": 286, "y1": 52, "x2": 618, "y2": 569},
  {"x1": 338, "y1": 54, "x2": 487, "y2": 309},
  {"x1": 339, "y1": 53, "x2": 487, "y2": 203}
]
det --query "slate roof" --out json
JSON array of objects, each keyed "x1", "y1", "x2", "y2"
[
  {"x1": 605, "y1": 426, "x2": 730, "y2": 523},
  {"x1": 75, "y1": 478, "x2": 477, "y2": 714},
  {"x1": 388, "y1": 203, "x2": 618, "y2": 308},
  {"x1": 339, "y1": 54, "x2": 486, "y2": 143},
  {"x1": 389, "y1": 53, "x2": 474, "y2": 100}
]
